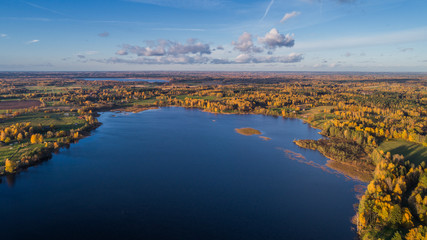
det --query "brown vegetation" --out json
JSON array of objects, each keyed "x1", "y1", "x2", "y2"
[
  {"x1": 0, "y1": 100, "x2": 41, "y2": 110},
  {"x1": 235, "y1": 127, "x2": 262, "y2": 136}
]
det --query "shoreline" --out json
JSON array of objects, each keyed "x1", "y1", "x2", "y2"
[
  {"x1": 293, "y1": 139, "x2": 374, "y2": 183},
  {"x1": 0, "y1": 121, "x2": 102, "y2": 177},
  {"x1": 0, "y1": 106, "x2": 161, "y2": 177}
]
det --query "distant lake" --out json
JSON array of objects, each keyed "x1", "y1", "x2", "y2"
[
  {"x1": 0, "y1": 107, "x2": 361, "y2": 240},
  {"x1": 82, "y1": 78, "x2": 168, "y2": 83}
]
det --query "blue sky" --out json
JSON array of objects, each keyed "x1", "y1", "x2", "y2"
[{"x1": 0, "y1": 0, "x2": 426, "y2": 71}]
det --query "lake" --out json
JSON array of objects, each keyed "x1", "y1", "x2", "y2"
[
  {"x1": 0, "y1": 107, "x2": 361, "y2": 240},
  {"x1": 83, "y1": 78, "x2": 168, "y2": 83}
]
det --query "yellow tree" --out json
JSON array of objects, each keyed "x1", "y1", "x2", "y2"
[
  {"x1": 4, "y1": 159, "x2": 16, "y2": 173},
  {"x1": 30, "y1": 134, "x2": 38, "y2": 144},
  {"x1": 0, "y1": 130, "x2": 5, "y2": 142},
  {"x1": 38, "y1": 134, "x2": 44, "y2": 143},
  {"x1": 17, "y1": 133, "x2": 23, "y2": 142},
  {"x1": 30, "y1": 134, "x2": 43, "y2": 144}
]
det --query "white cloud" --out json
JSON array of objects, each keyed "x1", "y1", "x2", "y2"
[
  {"x1": 235, "y1": 54, "x2": 252, "y2": 63},
  {"x1": 97, "y1": 55, "x2": 210, "y2": 64},
  {"x1": 98, "y1": 52, "x2": 303, "y2": 65},
  {"x1": 217, "y1": 53, "x2": 303, "y2": 64},
  {"x1": 168, "y1": 39, "x2": 211, "y2": 55},
  {"x1": 252, "y1": 53, "x2": 303, "y2": 63},
  {"x1": 104, "y1": 35, "x2": 302, "y2": 65},
  {"x1": 116, "y1": 49, "x2": 128, "y2": 56},
  {"x1": 117, "y1": 39, "x2": 211, "y2": 57},
  {"x1": 0, "y1": 34, "x2": 7, "y2": 38},
  {"x1": 258, "y1": 28, "x2": 295, "y2": 49},
  {"x1": 232, "y1": 32, "x2": 263, "y2": 53},
  {"x1": 280, "y1": 11, "x2": 301, "y2": 23},
  {"x1": 27, "y1": 39, "x2": 40, "y2": 44},
  {"x1": 260, "y1": 0, "x2": 275, "y2": 21}
]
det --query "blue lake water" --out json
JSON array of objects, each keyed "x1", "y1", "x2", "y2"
[
  {"x1": 83, "y1": 78, "x2": 168, "y2": 83},
  {"x1": 0, "y1": 107, "x2": 361, "y2": 240}
]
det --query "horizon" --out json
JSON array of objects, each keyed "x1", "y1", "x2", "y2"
[
  {"x1": 1, "y1": 0, "x2": 426, "y2": 72},
  {"x1": 1, "y1": 70, "x2": 427, "y2": 74}
]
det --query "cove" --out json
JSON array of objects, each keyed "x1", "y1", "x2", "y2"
[{"x1": 0, "y1": 107, "x2": 361, "y2": 240}]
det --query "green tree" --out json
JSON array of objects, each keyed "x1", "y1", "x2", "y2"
[{"x1": 389, "y1": 205, "x2": 402, "y2": 227}]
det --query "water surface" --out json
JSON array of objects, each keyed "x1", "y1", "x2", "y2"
[{"x1": 0, "y1": 107, "x2": 360, "y2": 240}]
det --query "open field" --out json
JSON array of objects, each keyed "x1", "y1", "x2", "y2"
[
  {"x1": 379, "y1": 139, "x2": 427, "y2": 165},
  {"x1": 175, "y1": 94, "x2": 222, "y2": 101},
  {"x1": 0, "y1": 100, "x2": 41, "y2": 110},
  {"x1": 299, "y1": 106, "x2": 335, "y2": 127},
  {"x1": 25, "y1": 85, "x2": 94, "y2": 93},
  {"x1": 0, "y1": 143, "x2": 43, "y2": 165},
  {"x1": 0, "y1": 112, "x2": 86, "y2": 131},
  {"x1": 133, "y1": 98, "x2": 158, "y2": 106}
]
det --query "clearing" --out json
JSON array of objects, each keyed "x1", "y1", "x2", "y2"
[{"x1": 379, "y1": 139, "x2": 427, "y2": 165}]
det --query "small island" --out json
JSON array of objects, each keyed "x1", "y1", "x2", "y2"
[{"x1": 235, "y1": 127, "x2": 262, "y2": 136}]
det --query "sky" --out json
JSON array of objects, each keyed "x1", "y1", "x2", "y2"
[{"x1": 0, "y1": 0, "x2": 426, "y2": 72}]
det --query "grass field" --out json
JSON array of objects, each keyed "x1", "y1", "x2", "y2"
[
  {"x1": 25, "y1": 84, "x2": 95, "y2": 93},
  {"x1": 133, "y1": 98, "x2": 158, "y2": 106},
  {"x1": 0, "y1": 112, "x2": 86, "y2": 131},
  {"x1": 298, "y1": 106, "x2": 335, "y2": 127},
  {"x1": 379, "y1": 139, "x2": 427, "y2": 165},
  {"x1": 0, "y1": 111, "x2": 86, "y2": 167},
  {"x1": 0, "y1": 143, "x2": 43, "y2": 165},
  {"x1": 175, "y1": 94, "x2": 221, "y2": 101}
]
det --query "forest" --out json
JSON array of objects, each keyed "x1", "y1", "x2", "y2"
[{"x1": 0, "y1": 72, "x2": 426, "y2": 239}]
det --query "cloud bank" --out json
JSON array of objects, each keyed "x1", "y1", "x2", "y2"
[
  {"x1": 231, "y1": 53, "x2": 303, "y2": 64},
  {"x1": 116, "y1": 39, "x2": 211, "y2": 57},
  {"x1": 98, "y1": 28, "x2": 302, "y2": 65}
]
